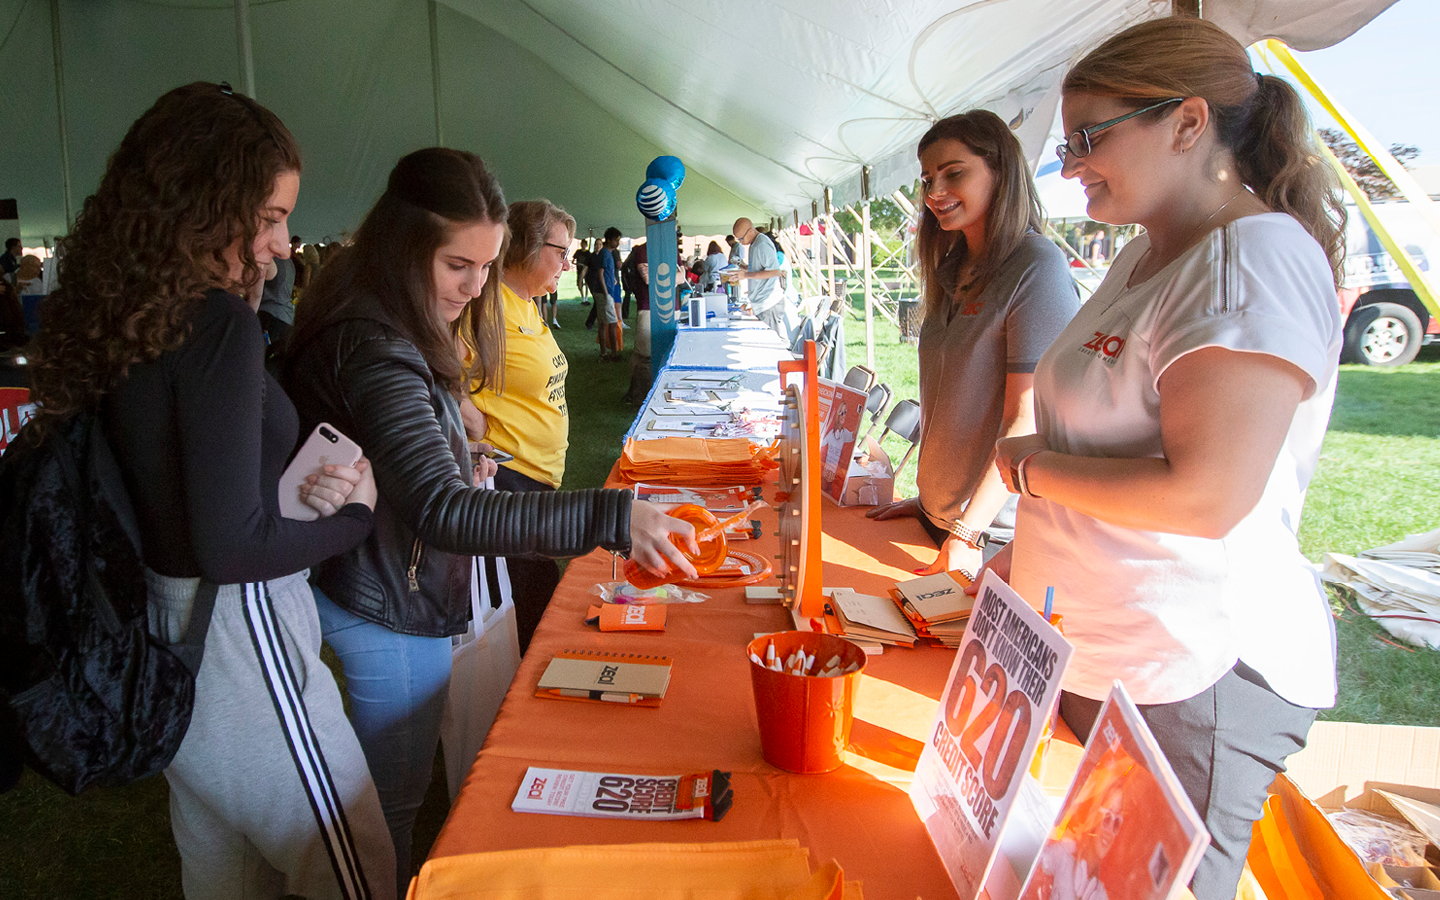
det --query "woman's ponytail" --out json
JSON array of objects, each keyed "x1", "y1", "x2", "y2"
[
  {"x1": 1064, "y1": 18, "x2": 1347, "y2": 287},
  {"x1": 1233, "y1": 74, "x2": 1346, "y2": 286}
]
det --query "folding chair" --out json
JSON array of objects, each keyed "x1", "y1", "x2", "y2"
[
  {"x1": 789, "y1": 315, "x2": 815, "y2": 356},
  {"x1": 856, "y1": 383, "x2": 893, "y2": 448},
  {"x1": 814, "y1": 313, "x2": 843, "y2": 373},
  {"x1": 876, "y1": 398, "x2": 922, "y2": 478},
  {"x1": 842, "y1": 365, "x2": 875, "y2": 391}
]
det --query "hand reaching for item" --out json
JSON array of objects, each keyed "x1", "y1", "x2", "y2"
[{"x1": 629, "y1": 500, "x2": 700, "y2": 579}]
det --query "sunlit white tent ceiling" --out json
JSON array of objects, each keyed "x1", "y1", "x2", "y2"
[{"x1": 0, "y1": 0, "x2": 1396, "y2": 243}]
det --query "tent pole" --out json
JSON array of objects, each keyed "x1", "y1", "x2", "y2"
[
  {"x1": 48, "y1": 0, "x2": 73, "y2": 230},
  {"x1": 861, "y1": 166, "x2": 874, "y2": 369},
  {"x1": 233, "y1": 0, "x2": 256, "y2": 98},
  {"x1": 823, "y1": 188, "x2": 836, "y2": 312},
  {"x1": 428, "y1": 0, "x2": 444, "y2": 146}
]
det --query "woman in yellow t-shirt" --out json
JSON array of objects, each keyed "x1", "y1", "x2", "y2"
[{"x1": 466, "y1": 199, "x2": 574, "y2": 650}]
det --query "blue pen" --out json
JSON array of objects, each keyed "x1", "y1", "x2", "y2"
[{"x1": 1044, "y1": 586, "x2": 1055, "y2": 623}]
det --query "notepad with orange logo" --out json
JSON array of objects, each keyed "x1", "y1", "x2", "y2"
[
  {"x1": 535, "y1": 649, "x2": 672, "y2": 707},
  {"x1": 586, "y1": 603, "x2": 668, "y2": 632}
]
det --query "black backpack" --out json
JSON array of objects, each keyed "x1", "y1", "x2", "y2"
[{"x1": 0, "y1": 412, "x2": 216, "y2": 795}]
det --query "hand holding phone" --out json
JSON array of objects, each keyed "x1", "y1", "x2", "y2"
[{"x1": 280, "y1": 423, "x2": 364, "y2": 521}]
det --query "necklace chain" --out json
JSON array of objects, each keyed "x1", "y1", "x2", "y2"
[{"x1": 1132, "y1": 187, "x2": 1247, "y2": 283}]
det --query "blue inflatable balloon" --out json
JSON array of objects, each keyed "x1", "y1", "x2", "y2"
[
  {"x1": 636, "y1": 178, "x2": 676, "y2": 221},
  {"x1": 645, "y1": 155, "x2": 686, "y2": 190}
]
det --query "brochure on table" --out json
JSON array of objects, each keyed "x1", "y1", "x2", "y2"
[
  {"x1": 910, "y1": 570, "x2": 1074, "y2": 900},
  {"x1": 815, "y1": 378, "x2": 868, "y2": 504},
  {"x1": 1017, "y1": 682, "x2": 1208, "y2": 900},
  {"x1": 625, "y1": 368, "x2": 786, "y2": 443}
]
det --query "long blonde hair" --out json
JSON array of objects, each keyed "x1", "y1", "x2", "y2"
[
  {"x1": 1063, "y1": 17, "x2": 1345, "y2": 286},
  {"x1": 915, "y1": 110, "x2": 1045, "y2": 322}
]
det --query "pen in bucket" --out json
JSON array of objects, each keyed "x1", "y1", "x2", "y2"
[{"x1": 1044, "y1": 586, "x2": 1055, "y2": 623}]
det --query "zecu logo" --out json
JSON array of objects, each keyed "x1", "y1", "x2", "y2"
[{"x1": 1080, "y1": 330, "x2": 1126, "y2": 364}]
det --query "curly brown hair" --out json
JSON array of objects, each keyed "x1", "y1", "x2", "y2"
[{"x1": 29, "y1": 82, "x2": 301, "y2": 426}]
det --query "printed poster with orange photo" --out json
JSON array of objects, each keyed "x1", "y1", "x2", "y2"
[
  {"x1": 815, "y1": 378, "x2": 866, "y2": 503},
  {"x1": 910, "y1": 570, "x2": 1073, "y2": 900},
  {"x1": 1018, "y1": 682, "x2": 1208, "y2": 900}
]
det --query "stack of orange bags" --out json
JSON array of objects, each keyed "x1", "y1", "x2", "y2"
[
  {"x1": 407, "y1": 839, "x2": 862, "y2": 900},
  {"x1": 617, "y1": 437, "x2": 778, "y2": 487}
]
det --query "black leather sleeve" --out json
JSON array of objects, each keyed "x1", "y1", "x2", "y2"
[{"x1": 336, "y1": 332, "x2": 631, "y2": 558}]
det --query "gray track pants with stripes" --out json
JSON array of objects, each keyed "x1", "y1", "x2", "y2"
[{"x1": 148, "y1": 570, "x2": 396, "y2": 900}]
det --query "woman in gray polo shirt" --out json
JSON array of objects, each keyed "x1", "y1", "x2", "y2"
[{"x1": 868, "y1": 110, "x2": 1079, "y2": 581}]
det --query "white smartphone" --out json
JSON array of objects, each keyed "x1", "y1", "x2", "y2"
[{"x1": 279, "y1": 422, "x2": 364, "y2": 521}]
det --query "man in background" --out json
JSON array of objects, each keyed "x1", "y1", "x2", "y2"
[
  {"x1": 597, "y1": 227, "x2": 624, "y2": 359},
  {"x1": 257, "y1": 253, "x2": 296, "y2": 368},
  {"x1": 0, "y1": 238, "x2": 19, "y2": 284},
  {"x1": 726, "y1": 217, "x2": 789, "y2": 339}
]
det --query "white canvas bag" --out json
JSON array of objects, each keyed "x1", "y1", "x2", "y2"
[{"x1": 439, "y1": 477, "x2": 523, "y2": 802}]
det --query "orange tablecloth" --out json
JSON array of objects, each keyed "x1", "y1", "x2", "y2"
[{"x1": 428, "y1": 474, "x2": 1065, "y2": 898}]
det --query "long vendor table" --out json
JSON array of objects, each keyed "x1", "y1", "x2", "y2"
[
  {"x1": 427, "y1": 320, "x2": 1093, "y2": 897},
  {"x1": 429, "y1": 483, "x2": 969, "y2": 897}
]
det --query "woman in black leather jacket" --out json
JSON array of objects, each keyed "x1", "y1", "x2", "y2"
[{"x1": 283, "y1": 148, "x2": 695, "y2": 893}]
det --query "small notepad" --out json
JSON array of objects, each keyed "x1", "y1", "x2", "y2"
[{"x1": 536, "y1": 650, "x2": 672, "y2": 707}]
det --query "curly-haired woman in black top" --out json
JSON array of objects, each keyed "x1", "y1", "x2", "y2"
[{"x1": 30, "y1": 83, "x2": 395, "y2": 900}]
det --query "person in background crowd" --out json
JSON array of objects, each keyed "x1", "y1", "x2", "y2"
[
  {"x1": 29, "y1": 81, "x2": 394, "y2": 900},
  {"x1": 584, "y1": 238, "x2": 607, "y2": 331},
  {"x1": 726, "y1": 217, "x2": 788, "y2": 339},
  {"x1": 620, "y1": 248, "x2": 635, "y2": 322},
  {"x1": 540, "y1": 288, "x2": 559, "y2": 330},
  {"x1": 597, "y1": 226, "x2": 624, "y2": 360},
  {"x1": 866, "y1": 110, "x2": 1079, "y2": 577},
  {"x1": 258, "y1": 253, "x2": 297, "y2": 363},
  {"x1": 726, "y1": 234, "x2": 744, "y2": 299},
  {"x1": 16, "y1": 255, "x2": 45, "y2": 334},
  {"x1": 986, "y1": 19, "x2": 1346, "y2": 900},
  {"x1": 700, "y1": 240, "x2": 728, "y2": 293},
  {"x1": 290, "y1": 235, "x2": 309, "y2": 295},
  {"x1": 283, "y1": 148, "x2": 698, "y2": 895},
  {"x1": 573, "y1": 238, "x2": 590, "y2": 301},
  {"x1": 0, "y1": 238, "x2": 19, "y2": 282},
  {"x1": 620, "y1": 240, "x2": 646, "y2": 321},
  {"x1": 462, "y1": 199, "x2": 574, "y2": 652},
  {"x1": 300, "y1": 239, "x2": 322, "y2": 281},
  {"x1": 0, "y1": 275, "x2": 24, "y2": 349},
  {"x1": 621, "y1": 241, "x2": 652, "y2": 404}
]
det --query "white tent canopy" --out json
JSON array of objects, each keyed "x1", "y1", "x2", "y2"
[{"x1": 1, "y1": 0, "x2": 1396, "y2": 243}]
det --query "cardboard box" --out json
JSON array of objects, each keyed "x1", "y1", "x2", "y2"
[
  {"x1": 1252, "y1": 721, "x2": 1440, "y2": 900},
  {"x1": 835, "y1": 437, "x2": 894, "y2": 507}
]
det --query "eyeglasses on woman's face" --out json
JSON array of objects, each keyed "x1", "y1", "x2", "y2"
[{"x1": 1055, "y1": 98, "x2": 1185, "y2": 162}]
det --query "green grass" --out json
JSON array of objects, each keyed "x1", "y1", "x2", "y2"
[{"x1": 2, "y1": 287, "x2": 1437, "y2": 895}]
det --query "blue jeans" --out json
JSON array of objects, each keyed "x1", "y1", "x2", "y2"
[{"x1": 314, "y1": 588, "x2": 452, "y2": 896}]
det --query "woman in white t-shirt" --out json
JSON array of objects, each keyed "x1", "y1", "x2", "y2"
[{"x1": 987, "y1": 19, "x2": 1346, "y2": 900}]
